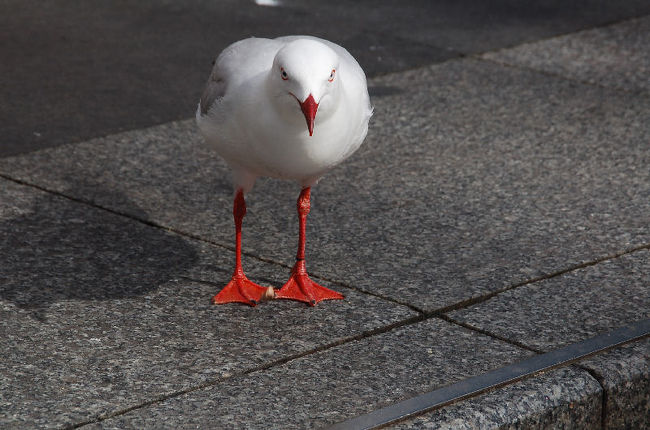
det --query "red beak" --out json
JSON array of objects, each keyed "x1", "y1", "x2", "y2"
[{"x1": 299, "y1": 94, "x2": 319, "y2": 136}]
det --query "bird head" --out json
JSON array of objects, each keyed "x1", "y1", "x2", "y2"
[{"x1": 270, "y1": 39, "x2": 340, "y2": 136}]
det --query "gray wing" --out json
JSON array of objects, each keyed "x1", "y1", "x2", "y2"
[
  {"x1": 199, "y1": 68, "x2": 226, "y2": 116},
  {"x1": 199, "y1": 37, "x2": 282, "y2": 116}
]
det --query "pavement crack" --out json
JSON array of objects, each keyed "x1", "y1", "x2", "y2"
[
  {"x1": 429, "y1": 243, "x2": 650, "y2": 316},
  {"x1": 305, "y1": 273, "x2": 427, "y2": 314},
  {"x1": 2, "y1": 171, "x2": 647, "y2": 320},
  {"x1": 576, "y1": 364, "x2": 608, "y2": 428},
  {"x1": 66, "y1": 313, "x2": 428, "y2": 429},
  {"x1": 0, "y1": 172, "x2": 421, "y2": 314},
  {"x1": 436, "y1": 314, "x2": 543, "y2": 354},
  {"x1": 2, "y1": 172, "x2": 647, "y2": 429}
]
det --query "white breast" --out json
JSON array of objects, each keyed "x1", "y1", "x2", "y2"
[{"x1": 196, "y1": 36, "x2": 372, "y2": 190}]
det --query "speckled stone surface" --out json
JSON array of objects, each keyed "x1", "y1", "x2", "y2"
[
  {"x1": 392, "y1": 366, "x2": 601, "y2": 430},
  {"x1": 580, "y1": 337, "x2": 650, "y2": 430},
  {"x1": 2, "y1": 20, "x2": 649, "y2": 430},
  {"x1": 0, "y1": 179, "x2": 415, "y2": 429},
  {"x1": 483, "y1": 15, "x2": 650, "y2": 93},
  {"x1": 1, "y1": 58, "x2": 648, "y2": 313},
  {"x1": 448, "y1": 249, "x2": 650, "y2": 351},
  {"x1": 447, "y1": 250, "x2": 649, "y2": 429},
  {"x1": 86, "y1": 318, "x2": 533, "y2": 429}
]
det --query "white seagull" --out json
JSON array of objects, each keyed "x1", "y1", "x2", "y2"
[{"x1": 196, "y1": 35, "x2": 372, "y2": 306}]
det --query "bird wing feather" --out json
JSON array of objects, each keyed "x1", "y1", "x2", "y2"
[
  {"x1": 199, "y1": 38, "x2": 282, "y2": 116},
  {"x1": 199, "y1": 74, "x2": 226, "y2": 115}
]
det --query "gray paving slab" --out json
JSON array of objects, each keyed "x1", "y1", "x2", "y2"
[
  {"x1": 448, "y1": 249, "x2": 650, "y2": 351},
  {"x1": 0, "y1": 179, "x2": 415, "y2": 429},
  {"x1": 391, "y1": 366, "x2": 601, "y2": 429},
  {"x1": 580, "y1": 337, "x2": 649, "y2": 429},
  {"x1": 85, "y1": 318, "x2": 533, "y2": 429},
  {"x1": 483, "y1": 15, "x2": 650, "y2": 93},
  {"x1": 1, "y1": 58, "x2": 648, "y2": 313}
]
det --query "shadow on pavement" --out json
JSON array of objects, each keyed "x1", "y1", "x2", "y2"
[{"x1": 0, "y1": 186, "x2": 199, "y2": 320}]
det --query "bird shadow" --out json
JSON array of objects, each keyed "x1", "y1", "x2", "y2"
[{"x1": 0, "y1": 185, "x2": 199, "y2": 321}]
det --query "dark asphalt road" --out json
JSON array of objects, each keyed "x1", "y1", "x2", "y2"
[{"x1": 2, "y1": 0, "x2": 650, "y2": 157}]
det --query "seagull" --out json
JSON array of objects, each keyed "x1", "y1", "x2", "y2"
[{"x1": 196, "y1": 36, "x2": 372, "y2": 306}]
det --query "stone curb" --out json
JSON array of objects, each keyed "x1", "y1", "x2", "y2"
[{"x1": 331, "y1": 322, "x2": 649, "y2": 429}]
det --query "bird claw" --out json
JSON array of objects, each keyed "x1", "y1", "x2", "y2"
[
  {"x1": 276, "y1": 261, "x2": 344, "y2": 306},
  {"x1": 211, "y1": 274, "x2": 269, "y2": 307}
]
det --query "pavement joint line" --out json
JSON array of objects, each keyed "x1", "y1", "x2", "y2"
[
  {"x1": 426, "y1": 242, "x2": 650, "y2": 316},
  {"x1": 9, "y1": 172, "x2": 643, "y2": 430},
  {"x1": 311, "y1": 243, "x2": 650, "y2": 317},
  {"x1": 293, "y1": 274, "x2": 427, "y2": 314},
  {"x1": 64, "y1": 313, "x2": 428, "y2": 430},
  {"x1": 0, "y1": 171, "x2": 425, "y2": 313},
  {"x1": 65, "y1": 306, "x2": 550, "y2": 429},
  {"x1": 177, "y1": 272, "x2": 426, "y2": 314},
  {"x1": 325, "y1": 319, "x2": 650, "y2": 430},
  {"x1": 1, "y1": 172, "x2": 648, "y2": 318},
  {"x1": 0, "y1": 170, "x2": 284, "y2": 266},
  {"x1": 435, "y1": 314, "x2": 543, "y2": 354},
  {"x1": 2, "y1": 10, "x2": 648, "y2": 428},
  {"x1": 575, "y1": 364, "x2": 608, "y2": 427}
]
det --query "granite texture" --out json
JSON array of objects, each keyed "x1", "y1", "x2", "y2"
[
  {"x1": 0, "y1": 179, "x2": 415, "y2": 429},
  {"x1": 87, "y1": 318, "x2": 533, "y2": 429},
  {"x1": 448, "y1": 249, "x2": 650, "y2": 351},
  {"x1": 1, "y1": 58, "x2": 648, "y2": 312},
  {"x1": 580, "y1": 337, "x2": 650, "y2": 430},
  {"x1": 483, "y1": 15, "x2": 650, "y2": 93},
  {"x1": 392, "y1": 366, "x2": 601, "y2": 430}
]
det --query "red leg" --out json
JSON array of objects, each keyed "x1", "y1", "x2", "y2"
[
  {"x1": 211, "y1": 189, "x2": 268, "y2": 306},
  {"x1": 276, "y1": 187, "x2": 344, "y2": 306}
]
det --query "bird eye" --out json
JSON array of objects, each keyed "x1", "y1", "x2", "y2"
[
  {"x1": 281, "y1": 67, "x2": 289, "y2": 80},
  {"x1": 328, "y1": 69, "x2": 336, "y2": 82}
]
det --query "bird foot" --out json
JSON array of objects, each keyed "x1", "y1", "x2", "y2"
[
  {"x1": 211, "y1": 272, "x2": 270, "y2": 306},
  {"x1": 276, "y1": 260, "x2": 344, "y2": 306}
]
